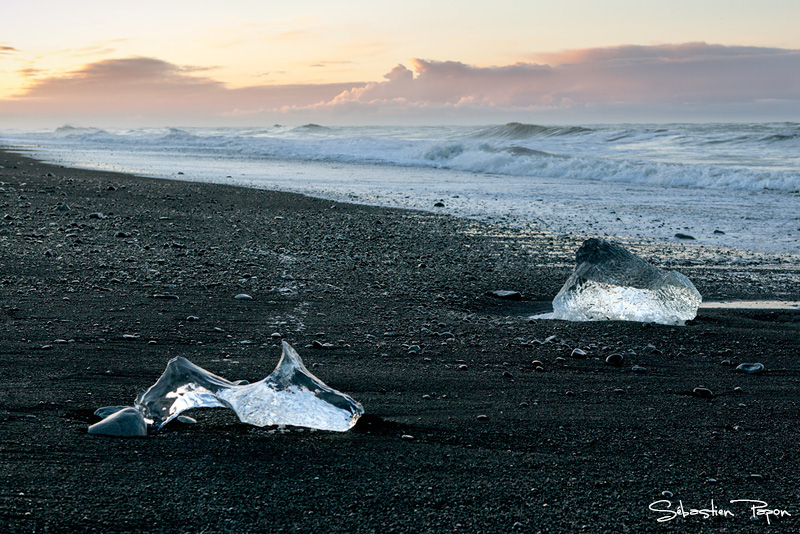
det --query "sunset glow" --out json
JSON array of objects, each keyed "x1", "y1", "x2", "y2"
[{"x1": 2, "y1": 0, "x2": 799, "y2": 126}]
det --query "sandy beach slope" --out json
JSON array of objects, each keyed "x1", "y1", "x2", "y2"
[{"x1": 1, "y1": 149, "x2": 799, "y2": 533}]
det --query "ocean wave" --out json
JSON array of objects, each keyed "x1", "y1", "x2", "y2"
[
  {"x1": 471, "y1": 122, "x2": 594, "y2": 140},
  {"x1": 3, "y1": 123, "x2": 799, "y2": 193}
]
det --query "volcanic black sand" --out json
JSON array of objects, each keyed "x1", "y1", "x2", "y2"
[{"x1": 2, "y1": 149, "x2": 799, "y2": 533}]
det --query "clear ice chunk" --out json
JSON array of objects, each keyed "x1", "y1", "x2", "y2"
[
  {"x1": 134, "y1": 341, "x2": 364, "y2": 432},
  {"x1": 551, "y1": 238, "x2": 701, "y2": 325}
]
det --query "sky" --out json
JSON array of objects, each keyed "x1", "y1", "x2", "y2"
[{"x1": 1, "y1": 0, "x2": 799, "y2": 127}]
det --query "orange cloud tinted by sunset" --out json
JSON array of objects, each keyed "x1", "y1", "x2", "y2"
[{"x1": 2, "y1": 43, "x2": 799, "y2": 125}]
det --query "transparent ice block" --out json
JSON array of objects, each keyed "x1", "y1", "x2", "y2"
[
  {"x1": 134, "y1": 341, "x2": 364, "y2": 432},
  {"x1": 552, "y1": 238, "x2": 701, "y2": 325}
]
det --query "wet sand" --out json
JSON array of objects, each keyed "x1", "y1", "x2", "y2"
[{"x1": 1, "y1": 149, "x2": 799, "y2": 533}]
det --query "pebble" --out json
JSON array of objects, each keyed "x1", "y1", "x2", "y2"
[
  {"x1": 570, "y1": 348, "x2": 587, "y2": 359},
  {"x1": 433, "y1": 202, "x2": 445, "y2": 207},
  {"x1": 311, "y1": 340, "x2": 335, "y2": 350},
  {"x1": 270, "y1": 332, "x2": 282, "y2": 339},
  {"x1": 735, "y1": 362, "x2": 765, "y2": 374},
  {"x1": 44, "y1": 249, "x2": 53, "y2": 257},
  {"x1": 152, "y1": 294, "x2": 179, "y2": 300},
  {"x1": 458, "y1": 364, "x2": 468, "y2": 370},
  {"x1": 88, "y1": 407, "x2": 147, "y2": 437},
  {"x1": 88, "y1": 212, "x2": 104, "y2": 219},
  {"x1": 400, "y1": 434, "x2": 415, "y2": 440},
  {"x1": 176, "y1": 415, "x2": 197, "y2": 424},
  {"x1": 555, "y1": 356, "x2": 566, "y2": 363},
  {"x1": 605, "y1": 353, "x2": 624, "y2": 367},
  {"x1": 692, "y1": 387, "x2": 714, "y2": 398},
  {"x1": 186, "y1": 316, "x2": 200, "y2": 321},
  {"x1": 408, "y1": 345, "x2": 421, "y2": 353},
  {"x1": 476, "y1": 414, "x2": 488, "y2": 420},
  {"x1": 489, "y1": 290, "x2": 522, "y2": 300},
  {"x1": 675, "y1": 233, "x2": 695, "y2": 240},
  {"x1": 234, "y1": 294, "x2": 253, "y2": 300},
  {"x1": 734, "y1": 386, "x2": 744, "y2": 393},
  {"x1": 93, "y1": 406, "x2": 129, "y2": 419},
  {"x1": 56, "y1": 203, "x2": 69, "y2": 211},
  {"x1": 631, "y1": 365, "x2": 647, "y2": 372},
  {"x1": 502, "y1": 371, "x2": 515, "y2": 379},
  {"x1": 661, "y1": 490, "x2": 673, "y2": 498}
]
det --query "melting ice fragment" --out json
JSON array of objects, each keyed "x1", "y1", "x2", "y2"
[
  {"x1": 134, "y1": 341, "x2": 364, "y2": 432},
  {"x1": 551, "y1": 238, "x2": 701, "y2": 325}
]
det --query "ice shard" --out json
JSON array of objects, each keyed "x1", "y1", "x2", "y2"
[
  {"x1": 134, "y1": 341, "x2": 364, "y2": 432},
  {"x1": 551, "y1": 238, "x2": 701, "y2": 325}
]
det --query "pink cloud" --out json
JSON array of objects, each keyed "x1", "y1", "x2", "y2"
[
  {"x1": 1, "y1": 43, "x2": 798, "y2": 126},
  {"x1": 295, "y1": 44, "x2": 800, "y2": 119},
  {"x1": 3, "y1": 57, "x2": 364, "y2": 121},
  {"x1": 529, "y1": 42, "x2": 795, "y2": 65}
]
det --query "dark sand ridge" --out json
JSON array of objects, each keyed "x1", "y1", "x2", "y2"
[{"x1": 1, "y1": 148, "x2": 799, "y2": 533}]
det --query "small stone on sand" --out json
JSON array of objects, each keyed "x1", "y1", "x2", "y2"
[
  {"x1": 88, "y1": 407, "x2": 147, "y2": 437},
  {"x1": 234, "y1": 294, "x2": 253, "y2": 300},
  {"x1": 489, "y1": 290, "x2": 522, "y2": 300},
  {"x1": 93, "y1": 405, "x2": 130, "y2": 419},
  {"x1": 735, "y1": 362, "x2": 765, "y2": 374}
]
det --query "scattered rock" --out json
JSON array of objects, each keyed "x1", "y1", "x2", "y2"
[
  {"x1": 93, "y1": 406, "x2": 130, "y2": 419},
  {"x1": 713, "y1": 229, "x2": 725, "y2": 235},
  {"x1": 234, "y1": 294, "x2": 253, "y2": 300},
  {"x1": 186, "y1": 316, "x2": 200, "y2": 321},
  {"x1": 433, "y1": 202, "x2": 445, "y2": 208},
  {"x1": 605, "y1": 353, "x2": 624, "y2": 367},
  {"x1": 674, "y1": 233, "x2": 695, "y2": 240},
  {"x1": 488, "y1": 290, "x2": 522, "y2": 300},
  {"x1": 735, "y1": 362, "x2": 765, "y2": 374},
  {"x1": 88, "y1": 407, "x2": 147, "y2": 437},
  {"x1": 176, "y1": 415, "x2": 197, "y2": 424},
  {"x1": 502, "y1": 371, "x2": 515, "y2": 379},
  {"x1": 692, "y1": 387, "x2": 714, "y2": 399},
  {"x1": 56, "y1": 203, "x2": 69, "y2": 211},
  {"x1": 570, "y1": 348, "x2": 587, "y2": 359},
  {"x1": 88, "y1": 212, "x2": 104, "y2": 219},
  {"x1": 152, "y1": 294, "x2": 179, "y2": 300},
  {"x1": 476, "y1": 414, "x2": 488, "y2": 420},
  {"x1": 271, "y1": 332, "x2": 282, "y2": 339},
  {"x1": 631, "y1": 365, "x2": 647, "y2": 373}
]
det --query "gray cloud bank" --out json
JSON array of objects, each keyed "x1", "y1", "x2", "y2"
[{"x1": 2, "y1": 43, "x2": 799, "y2": 126}]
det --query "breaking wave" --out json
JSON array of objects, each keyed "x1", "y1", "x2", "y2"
[{"x1": 3, "y1": 122, "x2": 800, "y2": 193}]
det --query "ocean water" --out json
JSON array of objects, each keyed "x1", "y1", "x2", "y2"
[{"x1": 2, "y1": 122, "x2": 799, "y2": 255}]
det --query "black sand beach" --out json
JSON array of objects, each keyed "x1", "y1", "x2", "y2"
[{"x1": 2, "y1": 149, "x2": 800, "y2": 533}]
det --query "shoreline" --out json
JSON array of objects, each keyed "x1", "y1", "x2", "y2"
[
  {"x1": 2, "y1": 149, "x2": 800, "y2": 533},
  {"x1": 6, "y1": 141, "x2": 799, "y2": 258}
]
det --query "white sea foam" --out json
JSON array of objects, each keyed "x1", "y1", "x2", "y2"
[{"x1": 2, "y1": 122, "x2": 799, "y2": 254}]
